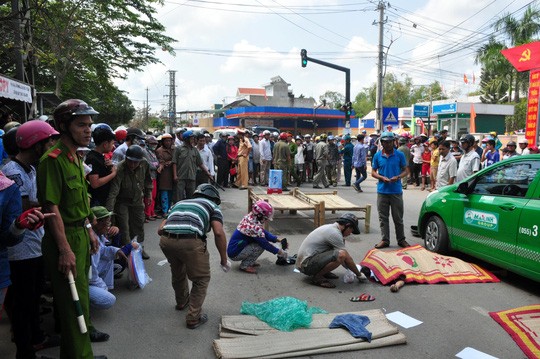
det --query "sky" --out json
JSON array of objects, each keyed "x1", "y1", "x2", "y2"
[{"x1": 114, "y1": 0, "x2": 538, "y2": 114}]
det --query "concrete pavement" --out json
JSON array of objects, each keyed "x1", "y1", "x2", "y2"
[{"x1": 1, "y1": 174, "x2": 538, "y2": 358}]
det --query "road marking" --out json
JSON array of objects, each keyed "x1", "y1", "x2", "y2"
[{"x1": 471, "y1": 306, "x2": 490, "y2": 317}]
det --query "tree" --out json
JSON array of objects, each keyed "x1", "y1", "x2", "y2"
[
  {"x1": 476, "y1": 5, "x2": 540, "y2": 103},
  {"x1": 0, "y1": 0, "x2": 173, "y2": 122},
  {"x1": 350, "y1": 75, "x2": 446, "y2": 118},
  {"x1": 319, "y1": 91, "x2": 344, "y2": 109},
  {"x1": 29, "y1": 0, "x2": 175, "y2": 96},
  {"x1": 505, "y1": 98, "x2": 527, "y2": 133}
]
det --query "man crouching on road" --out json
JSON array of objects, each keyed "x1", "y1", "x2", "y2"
[
  {"x1": 157, "y1": 184, "x2": 230, "y2": 329},
  {"x1": 296, "y1": 213, "x2": 364, "y2": 288}
]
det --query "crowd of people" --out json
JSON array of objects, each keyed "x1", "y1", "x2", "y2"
[{"x1": 0, "y1": 98, "x2": 538, "y2": 358}]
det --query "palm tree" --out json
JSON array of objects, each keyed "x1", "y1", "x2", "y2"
[{"x1": 476, "y1": 5, "x2": 540, "y2": 103}]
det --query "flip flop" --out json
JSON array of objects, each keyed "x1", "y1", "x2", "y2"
[
  {"x1": 311, "y1": 279, "x2": 336, "y2": 288},
  {"x1": 240, "y1": 266, "x2": 257, "y2": 274},
  {"x1": 350, "y1": 293, "x2": 375, "y2": 302},
  {"x1": 323, "y1": 272, "x2": 339, "y2": 279}
]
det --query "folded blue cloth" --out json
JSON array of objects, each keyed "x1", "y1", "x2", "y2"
[{"x1": 329, "y1": 314, "x2": 372, "y2": 342}]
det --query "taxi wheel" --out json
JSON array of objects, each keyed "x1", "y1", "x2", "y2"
[{"x1": 424, "y1": 216, "x2": 449, "y2": 254}]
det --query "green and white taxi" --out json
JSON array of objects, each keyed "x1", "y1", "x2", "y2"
[{"x1": 416, "y1": 154, "x2": 540, "y2": 282}]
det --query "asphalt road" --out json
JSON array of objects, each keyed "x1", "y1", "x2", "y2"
[{"x1": 1, "y1": 175, "x2": 538, "y2": 359}]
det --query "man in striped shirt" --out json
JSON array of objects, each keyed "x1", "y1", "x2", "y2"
[{"x1": 158, "y1": 184, "x2": 229, "y2": 329}]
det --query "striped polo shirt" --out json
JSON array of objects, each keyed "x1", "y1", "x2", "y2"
[{"x1": 163, "y1": 198, "x2": 223, "y2": 239}]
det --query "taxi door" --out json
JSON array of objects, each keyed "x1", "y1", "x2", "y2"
[
  {"x1": 516, "y1": 166, "x2": 540, "y2": 278},
  {"x1": 451, "y1": 161, "x2": 531, "y2": 266}
]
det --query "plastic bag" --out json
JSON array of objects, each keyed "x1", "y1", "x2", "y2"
[
  {"x1": 343, "y1": 269, "x2": 356, "y2": 283},
  {"x1": 240, "y1": 296, "x2": 327, "y2": 331},
  {"x1": 127, "y1": 237, "x2": 152, "y2": 289}
]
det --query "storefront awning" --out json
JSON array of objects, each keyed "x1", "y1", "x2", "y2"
[{"x1": 0, "y1": 74, "x2": 32, "y2": 103}]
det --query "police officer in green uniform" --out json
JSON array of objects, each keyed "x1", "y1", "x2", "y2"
[
  {"x1": 37, "y1": 99, "x2": 107, "y2": 359},
  {"x1": 106, "y1": 144, "x2": 153, "y2": 258}
]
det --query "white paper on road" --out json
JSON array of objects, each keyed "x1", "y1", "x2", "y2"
[
  {"x1": 293, "y1": 268, "x2": 300, "y2": 273},
  {"x1": 385, "y1": 311, "x2": 422, "y2": 328},
  {"x1": 455, "y1": 347, "x2": 499, "y2": 359},
  {"x1": 157, "y1": 259, "x2": 169, "y2": 266}
]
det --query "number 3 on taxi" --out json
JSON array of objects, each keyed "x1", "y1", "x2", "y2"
[{"x1": 519, "y1": 225, "x2": 538, "y2": 237}]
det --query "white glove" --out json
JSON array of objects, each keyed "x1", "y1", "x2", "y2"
[{"x1": 221, "y1": 260, "x2": 232, "y2": 273}]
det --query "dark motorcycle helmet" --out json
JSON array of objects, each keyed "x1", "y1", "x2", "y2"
[
  {"x1": 2, "y1": 126, "x2": 20, "y2": 156},
  {"x1": 53, "y1": 99, "x2": 98, "y2": 132},
  {"x1": 125, "y1": 145, "x2": 145, "y2": 161},
  {"x1": 193, "y1": 183, "x2": 221, "y2": 205}
]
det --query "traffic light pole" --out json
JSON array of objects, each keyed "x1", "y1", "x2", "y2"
[{"x1": 300, "y1": 49, "x2": 351, "y2": 122}]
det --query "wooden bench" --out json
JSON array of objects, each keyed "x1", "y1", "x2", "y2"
[{"x1": 247, "y1": 188, "x2": 371, "y2": 233}]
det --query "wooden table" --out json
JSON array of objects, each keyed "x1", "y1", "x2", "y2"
[{"x1": 247, "y1": 188, "x2": 371, "y2": 233}]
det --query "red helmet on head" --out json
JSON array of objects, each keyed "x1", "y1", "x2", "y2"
[
  {"x1": 252, "y1": 200, "x2": 273, "y2": 220},
  {"x1": 16, "y1": 120, "x2": 59, "y2": 149},
  {"x1": 279, "y1": 132, "x2": 288, "y2": 140},
  {"x1": 115, "y1": 129, "x2": 127, "y2": 142}
]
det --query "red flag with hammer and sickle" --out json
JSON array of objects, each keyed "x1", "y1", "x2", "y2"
[{"x1": 501, "y1": 42, "x2": 540, "y2": 72}]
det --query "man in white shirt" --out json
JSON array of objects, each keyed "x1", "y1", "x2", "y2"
[
  {"x1": 195, "y1": 133, "x2": 215, "y2": 186},
  {"x1": 436, "y1": 140, "x2": 457, "y2": 189},
  {"x1": 518, "y1": 138, "x2": 530, "y2": 155},
  {"x1": 456, "y1": 134, "x2": 480, "y2": 183},
  {"x1": 259, "y1": 130, "x2": 273, "y2": 186},
  {"x1": 410, "y1": 137, "x2": 424, "y2": 187}
]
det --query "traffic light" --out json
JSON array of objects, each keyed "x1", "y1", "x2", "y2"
[
  {"x1": 301, "y1": 49, "x2": 308, "y2": 68},
  {"x1": 345, "y1": 101, "x2": 352, "y2": 116}
]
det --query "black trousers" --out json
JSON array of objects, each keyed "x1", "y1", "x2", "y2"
[{"x1": 5, "y1": 256, "x2": 45, "y2": 359}]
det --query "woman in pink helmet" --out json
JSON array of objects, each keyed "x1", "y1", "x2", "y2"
[{"x1": 227, "y1": 200, "x2": 287, "y2": 273}]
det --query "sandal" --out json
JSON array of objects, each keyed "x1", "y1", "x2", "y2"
[
  {"x1": 374, "y1": 241, "x2": 389, "y2": 249},
  {"x1": 240, "y1": 266, "x2": 257, "y2": 274},
  {"x1": 350, "y1": 293, "x2": 375, "y2": 302},
  {"x1": 187, "y1": 313, "x2": 208, "y2": 329},
  {"x1": 311, "y1": 279, "x2": 336, "y2": 288},
  {"x1": 323, "y1": 272, "x2": 339, "y2": 279}
]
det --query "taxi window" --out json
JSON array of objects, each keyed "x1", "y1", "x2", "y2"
[{"x1": 473, "y1": 160, "x2": 540, "y2": 197}]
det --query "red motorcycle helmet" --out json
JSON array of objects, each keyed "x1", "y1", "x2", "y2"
[
  {"x1": 115, "y1": 129, "x2": 127, "y2": 142},
  {"x1": 16, "y1": 120, "x2": 59, "y2": 149}
]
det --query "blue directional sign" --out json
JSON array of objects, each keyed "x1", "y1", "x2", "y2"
[
  {"x1": 432, "y1": 103, "x2": 457, "y2": 115},
  {"x1": 382, "y1": 107, "x2": 399, "y2": 126},
  {"x1": 413, "y1": 105, "x2": 429, "y2": 117}
]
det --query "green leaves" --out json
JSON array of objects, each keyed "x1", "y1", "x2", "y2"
[{"x1": 1, "y1": 0, "x2": 174, "y2": 124}]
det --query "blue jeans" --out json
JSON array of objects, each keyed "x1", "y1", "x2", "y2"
[
  {"x1": 354, "y1": 165, "x2": 367, "y2": 188},
  {"x1": 89, "y1": 285, "x2": 116, "y2": 310},
  {"x1": 161, "y1": 190, "x2": 173, "y2": 215}
]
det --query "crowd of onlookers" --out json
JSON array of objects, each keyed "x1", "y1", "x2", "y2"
[{"x1": 0, "y1": 108, "x2": 538, "y2": 357}]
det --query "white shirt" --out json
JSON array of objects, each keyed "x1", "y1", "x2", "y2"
[
  {"x1": 2, "y1": 160, "x2": 44, "y2": 261},
  {"x1": 437, "y1": 152, "x2": 457, "y2": 189},
  {"x1": 411, "y1": 144, "x2": 424, "y2": 164},
  {"x1": 456, "y1": 150, "x2": 480, "y2": 182},
  {"x1": 198, "y1": 145, "x2": 215, "y2": 175},
  {"x1": 259, "y1": 138, "x2": 272, "y2": 161},
  {"x1": 295, "y1": 144, "x2": 305, "y2": 165}
]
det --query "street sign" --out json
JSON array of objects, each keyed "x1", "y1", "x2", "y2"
[
  {"x1": 413, "y1": 105, "x2": 429, "y2": 117},
  {"x1": 382, "y1": 107, "x2": 398, "y2": 126},
  {"x1": 432, "y1": 103, "x2": 456, "y2": 114}
]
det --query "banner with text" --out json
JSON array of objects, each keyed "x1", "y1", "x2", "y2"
[
  {"x1": 0, "y1": 75, "x2": 32, "y2": 103},
  {"x1": 526, "y1": 70, "x2": 540, "y2": 146}
]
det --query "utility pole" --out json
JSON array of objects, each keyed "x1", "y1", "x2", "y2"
[
  {"x1": 375, "y1": 1, "x2": 386, "y2": 133},
  {"x1": 165, "y1": 70, "x2": 177, "y2": 133},
  {"x1": 145, "y1": 87, "x2": 149, "y2": 129}
]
